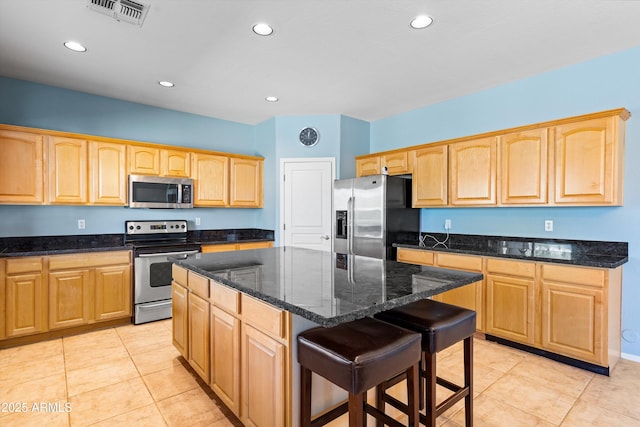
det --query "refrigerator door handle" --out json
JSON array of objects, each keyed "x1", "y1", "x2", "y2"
[{"x1": 347, "y1": 196, "x2": 354, "y2": 254}]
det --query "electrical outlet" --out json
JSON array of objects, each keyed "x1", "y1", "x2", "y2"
[
  {"x1": 78, "y1": 219, "x2": 85, "y2": 230},
  {"x1": 195, "y1": 217, "x2": 201, "y2": 226},
  {"x1": 444, "y1": 219, "x2": 451, "y2": 230},
  {"x1": 544, "y1": 220, "x2": 553, "y2": 232}
]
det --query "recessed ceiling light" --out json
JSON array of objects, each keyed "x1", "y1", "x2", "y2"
[
  {"x1": 410, "y1": 15, "x2": 433, "y2": 29},
  {"x1": 253, "y1": 23, "x2": 274, "y2": 36},
  {"x1": 158, "y1": 81, "x2": 175, "y2": 88},
  {"x1": 64, "y1": 41, "x2": 87, "y2": 52},
  {"x1": 265, "y1": 96, "x2": 279, "y2": 102}
]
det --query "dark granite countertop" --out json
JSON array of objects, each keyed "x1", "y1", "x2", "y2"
[
  {"x1": 395, "y1": 233, "x2": 628, "y2": 269},
  {"x1": 0, "y1": 228, "x2": 274, "y2": 257},
  {"x1": 171, "y1": 246, "x2": 483, "y2": 327}
]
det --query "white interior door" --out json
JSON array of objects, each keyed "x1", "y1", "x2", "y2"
[{"x1": 281, "y1": 158, "x2": 335, "y2": 250}]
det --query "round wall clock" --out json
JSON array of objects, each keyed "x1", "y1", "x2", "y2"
[{"x1": 299, "y1": 127, "x2": 319, "y2": 147}]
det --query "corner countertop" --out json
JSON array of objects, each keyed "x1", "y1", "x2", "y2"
[
  {"x1": 171, "y1": 246, "x2": 483, "y2": 327},
  {"x1": 395, "y1": 233, "x2": 628, "y2": 269},
  {"x1": 0, "y1": 228, "x2": 274, "y2": 257}
]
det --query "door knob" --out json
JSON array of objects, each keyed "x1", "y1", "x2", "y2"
[{"x1": 321, "y1": 235, "x2": 330, "y2": 240}]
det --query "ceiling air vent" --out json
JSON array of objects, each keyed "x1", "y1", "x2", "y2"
[{"x1": 87, "y1": 0, "x2": 150, "y2": 27}]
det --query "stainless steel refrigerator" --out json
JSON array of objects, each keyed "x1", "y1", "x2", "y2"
[{"x1": 333, "y1": 174, "x2": 420, "y2": 259}]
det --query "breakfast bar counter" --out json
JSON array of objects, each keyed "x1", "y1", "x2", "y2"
[{"x1": 170, "y1": 246, "x2": 482, "y2": 427}]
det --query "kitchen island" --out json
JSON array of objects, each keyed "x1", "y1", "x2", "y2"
[{"x1": 171, "y1": 246, "x2": 482, "y2": 427}]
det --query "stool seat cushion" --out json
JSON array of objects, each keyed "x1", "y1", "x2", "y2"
[
  {"x1": 375, "y1": 299, "x2": 476, "y2": 354},
  {"x1": 297, "y1": 317, "x2": 421, "y2": 395}
]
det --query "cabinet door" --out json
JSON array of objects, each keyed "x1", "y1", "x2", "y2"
[
  {"x1": 128, "y1": 145, "x2": 160, "y2": 175},
  {"x1": 412, "y1": 145, "x2": 448, "y2": 207},
  {"x1": 188, "y1": 292, "x2": 210, "y2": 382},
  {"x1": 89, "y1": 141, "x2": 127, "y2": 205},
  {"x1": 433, "y1": 253, "x2": 484, "y2": 331},
  {"x1": 500, "y1": 129, "x2": 548, "y2": 205},
  {"x1": 192, "y1": 153, "x2": 229, "y2": 207},
  {"x1": 48, "y1": 136, "x2": 88, "y2": 204},
  {"x1": 48, "y1": 269, "x2": 91, "y2": 329},
  {"x1": 230, "y1": 157, "x2": 263, "y2": 207},
  {"x1": 161, "y1": 149, "x2": 190, "y2": 177},
  {"x1": 486, "y1": 274, "x2": 535, "y2": 345},
  {"x1": 356, "y1": 156, "x2": 380, "y2": 177},
  {"x1": 172, "y1": 282, "x2": 189, "y2": 358},
  {"x1": 5, "y1": 273, "x2": 47, "y2": 337},
  {"x1": 94, "y1": 265, "x2": 131, "y2": 321},
  {"x1": 241, "y1": 324, "x2": 286, "y2": 427},
  {"x1": 449, "y1": 137, "x2": 497, "y2": 206},
  {"x1": 381, "y1": 151, "x2": 411, "y2": 175},
  {"x1": 0, "y1": 130, "x2": 45, "y2": 204},
  {"x1": 211, "y1": 305, "x2": 241, "y2": 416},
  {"x1": 554, "y1": 116, "x2": 622, "y2": 205}
]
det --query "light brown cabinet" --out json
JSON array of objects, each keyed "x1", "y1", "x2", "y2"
[
  {"x1": 412, "y1": 145, "x2": 448, "y2": 207},
  {"x1": 201, "y1": 241, "x2": 274, "y2": 253},
  {"x1": 48, "y1": 136, "x2": 88, "y2": 204},
  {"x1": 4, "y1": 257, "x2": 47, "y2": 338},
  {"x1": 171, "y1": 280, "x2": 189, "y2": 358},
  {"x1": 500, "y1": 128, "x2": 548, "y2": 205},
  {"x1": 230, "y1": 157, "x2": 263, "y2": 208},
  {"x1": 0, "y1": 129, "x2": 45, "y2": 204},
  {"x1": 48, "y1": 251, "x2": 131, "y2": 330},
  {"x1": 161, "y1": 149, "x2": 191, "y2": 177},
  {"x1": 188, "y1": 291, "x2": 210, "y2": 382},
  {"x1": 485, "y1": 258, "x2": 536, "y2": 345},
  {"x1": 192, "y1": 153, "x2": 229, "y2": 207},
  {"x1": 89, "y1": 141, "x2": 127, "y2": 205},
  {"x1": 553, "y1": 115, "x2": 625, "y2": 205},
  {"x1": 128, "y1": 145, "x2": 191, "y2": 178},
  {"x1": 381, "y1": 151, "x2": 412, "y2": 175},
  {"x1": 355, "y1": 156, "x2": 380, "y2": 177},
  {"x1": 449, "y1": 137, "x2": 497, "y2": 206}
]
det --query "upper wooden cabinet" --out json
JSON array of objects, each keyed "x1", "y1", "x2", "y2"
[
  {"x1": 48, "y1": 136, "x2": 88, "y2": 204},
  {"x1": 359, "y1": 108, "x2": 629, "y2": 208},
  {"x1": 381, "y1": 151, "x2": 412, "y2": 175},
  {"x1": 230, "y1": 157, "x2": 263, "y2": 208},
  {"x1": 449, "y1": 137, "x2": 497, "y2": 206},
  {"x1": 128, "y1": 145, "x2": 190, "y2": 178},
  {"x1": 412, "y1": 145, "x2": 448, "y2": 207},
  {"x1": 553, "y1": 115, "x2": 625, "y2": 205},
  {"x1": 192, "y1": 153, "x2": 229, "y2": 207},
  {"x1": 89, "y1": 141, "x2": 127, "y2": 205},
  {"x1": 0, "y1": 130, "x2": 45, "y2": 204},
  {"x1": 500, "y1": 128, "x2": 548, "y2": 205},
  {"x1": 356, "y1": 156, "x2": 380, "y2": 177}
]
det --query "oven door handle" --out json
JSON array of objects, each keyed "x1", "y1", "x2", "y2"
[{"x1": 137, "y1": 250, "x2": 200, "y2": 258}]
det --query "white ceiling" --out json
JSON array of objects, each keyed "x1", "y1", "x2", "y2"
[{"x1": 1, "y1": 0, "x2": 640, "y2": 125}]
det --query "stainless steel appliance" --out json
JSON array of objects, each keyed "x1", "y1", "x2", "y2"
[
  {"x1": 333, "y1": 174, "x2": 419, "y2": 259},
  {"x1": 128, "y1": 174, "x2": 194, "y2": 208},
  {"x1": 126, "y1": 220, "x2": 201, "y2": 324}
]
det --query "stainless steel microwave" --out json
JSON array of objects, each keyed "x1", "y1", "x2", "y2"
[{"x1": 128, "y1": 174, "x2": 194, "y2": 208}]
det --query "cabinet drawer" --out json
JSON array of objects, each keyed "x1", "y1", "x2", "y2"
[
  {"x1": 397, "y1": 248, "x2": 434, "y2": 266},
  {"x1": 436, "y1": 253, "x2": 483, "y2": 271},
  {"x1": 6, "y1": 257, "x2": 43, "y2": 274},
  {"x1": 486, "y1": 258, "x2": 535, "y2": 278},
  {"x1": 172, "y1": 264, "x2": 188, "y2": 286},
  {"x1": 49, "y1": 251, "x2": 130, "y2": 270},
  {"x1": 237, "y1": 241, "x2": 273, "y2": 250},
  {"x1": 242, "y1": 295, "x2": 286, "y2": 339},
  {"x1": 188, "y1": 271, "x2": 210, "y2": 299},
  {"x1": 212, "y1": 281, "x2": 240, "y2": 314},
  {"x1": 202, "y1": 243, "x2": 238, "y2": 253},
  {"x1": 542, "y1": 264, "x2": 605, "y2": 288}
]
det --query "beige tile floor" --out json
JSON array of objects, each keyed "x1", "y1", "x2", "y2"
[{"x1": 1, "y1": 320, "x2": 639, "y2": 426}]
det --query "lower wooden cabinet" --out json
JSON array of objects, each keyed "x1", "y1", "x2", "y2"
[
  {"x1": 396, "y1": 247, "x2": 623, "y2": 368},
  {"x1": 485, "y1": 258, "x2": 536, "y2": 345},
  {"x1": 201, "y1": 241, "x2": 274, "y2": 253},
  {"x1": 171, "y1": 266, "x2": 291, "y2": 427},
  {"x1": 48, "y1": 268, "x2": 92, "y2": 329},
  {"x1": 241, "y1": 323, "x2": 286, "y2": 427},
  {"x1": 4, "y1": 257, "x2": 47, "y2": 338}
]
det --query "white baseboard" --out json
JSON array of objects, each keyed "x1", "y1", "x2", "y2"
[{"x1": 621, "y1": 352, "x2": 640, "y2": 363}]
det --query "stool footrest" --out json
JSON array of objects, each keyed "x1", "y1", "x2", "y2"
[{"x1": 310, "y1": 402, "x2": 348, "y2": 427}]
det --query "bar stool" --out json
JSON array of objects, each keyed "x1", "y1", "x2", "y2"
[
  {"x1": 297, "y1": 317, "x2": 422, "y2": 427},
  {"x1": 374, "y1": 299, "x2": 476, "y2": 427}
]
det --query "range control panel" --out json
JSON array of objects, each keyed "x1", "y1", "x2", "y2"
[{"x1": 125, "y1": 220, "x2": 188, "y2": 235}]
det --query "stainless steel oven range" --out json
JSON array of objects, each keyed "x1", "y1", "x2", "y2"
[{"x1": 126, "y1": 220, "x2": 201, "y2": 324}]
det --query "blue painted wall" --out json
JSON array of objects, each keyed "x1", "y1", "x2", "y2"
[
  {"x1": 339, "y1": 115, "x2": 370, "y2": 179},
  {"x1": 370, "y1": 46, "x2": 640, "y2": 358}
]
